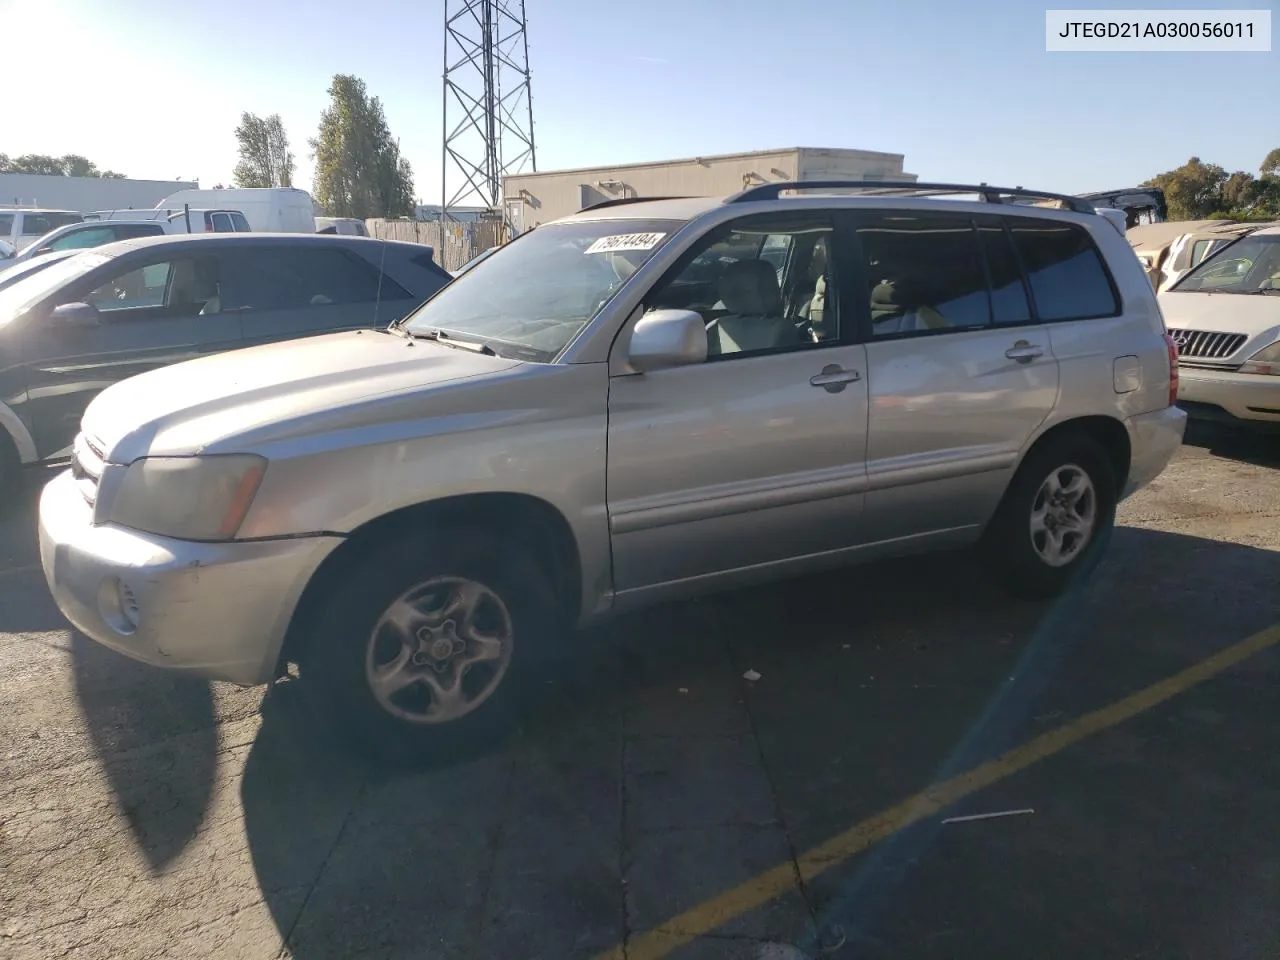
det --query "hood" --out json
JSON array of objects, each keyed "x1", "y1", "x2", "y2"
[
  {"x1": 1158, "y1": 289, "x2": 1280, "y2": 335},
  {"x1": 82, "y1": 329, "x2": 522, "y2": 461}
]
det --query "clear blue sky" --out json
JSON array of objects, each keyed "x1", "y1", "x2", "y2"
[{"x1": 4, "y1": 0, "x2": 1276, "y2": 202}]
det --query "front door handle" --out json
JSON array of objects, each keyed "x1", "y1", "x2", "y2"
[
  {"x1": 810, "y1": 364, "x2": 861, "y2": 393},
  {"x1": 1005, "y1": 340, "x2": 1044, "y2": 363}
]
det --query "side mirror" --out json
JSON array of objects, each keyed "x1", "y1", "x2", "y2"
[
  {"x1": 50, "y1": 302, "x2": 102, "y2": 328},
  {"x1": 627, "y1": 309, "x2": 707, "y2": 372}
]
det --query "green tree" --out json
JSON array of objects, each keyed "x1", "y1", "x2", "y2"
[
  {"x1": 1219, "y1": 171, "x2": 1259, "y2": 211},
  {"x1": 232, "y1": 112, "x2": 295, "y2": 188},
  {"x1": 0, "y1": 153, "x2": 125, "y2": 177},
  {"x1": 1144, "y1": 157, "x2": 1228, "y2": 220},
  {"x1": 1260, "y1": 148, "x2": 1280, "y2": 178},
  {"x1": 309, "y1": 74, "x2": 415, "y2": 218}
]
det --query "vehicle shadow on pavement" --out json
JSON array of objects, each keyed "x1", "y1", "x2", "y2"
[
  {"x1": 70, "y1": 631, "x2": 218, "y2": 872},
  {"x1": 228, "y1": 526, "x2": 1280, "y2": 960},
  {"x1": 1183, "y1": 420, "x2": 1280, "y2": 468}
]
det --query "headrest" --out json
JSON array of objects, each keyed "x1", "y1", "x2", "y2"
[
  {"x1": 871, "y1": 278, "x2": 915, "y2": 307},
  {"x1": 719, "y1": 259, "x2": 783, "y2": 316}
]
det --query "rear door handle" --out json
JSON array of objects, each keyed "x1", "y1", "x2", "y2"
[
  {"x1": 1005, "y1": 340, "x2": 1044, "y2": 363},
  {"x1": 810, "y1": 364, "x2": 861, "y2": 393}
]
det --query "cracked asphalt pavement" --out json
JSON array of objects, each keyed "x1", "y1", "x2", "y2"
[{"x1": 2, "y1": 422, "x2": 1279, "y2": 959}]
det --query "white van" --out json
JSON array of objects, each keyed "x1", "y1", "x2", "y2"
[{"x1": 152, "y1": 187, "x2": 315, "y2": 233}]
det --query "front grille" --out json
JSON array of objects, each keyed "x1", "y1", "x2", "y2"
[
  {"x1": 1167, "y1": 328, "x2": 1248, "y2": 360},
  {"x1": 70, "y1": 433, "x2": 104, "y2": 506}
]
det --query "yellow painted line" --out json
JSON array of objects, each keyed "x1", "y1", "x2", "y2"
[{"x1": 600, "y1": 622, "x2": 1280, "y2": 960}]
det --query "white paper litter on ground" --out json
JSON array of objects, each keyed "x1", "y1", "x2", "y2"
[{"x1": 942, "y1": 808, "x2": 1035, "y2": 824}]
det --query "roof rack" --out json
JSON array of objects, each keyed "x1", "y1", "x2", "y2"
[
  {"x1": 724, "y1": 180, "x2": 1098, "y2": 215},
  {"x1": 578, "y1": 195, "x2": 692, "y2": 212}
]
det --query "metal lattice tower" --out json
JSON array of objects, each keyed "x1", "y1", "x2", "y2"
[{"x1": 441, "y1": 0, "x2": 536, "y2": 221}]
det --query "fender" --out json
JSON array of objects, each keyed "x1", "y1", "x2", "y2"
[{"x1": 0, "y1": 400, "x2": 37, "y2": 464}]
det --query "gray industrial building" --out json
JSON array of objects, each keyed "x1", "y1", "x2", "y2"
[
  {"x1": 0, "y1": 173, "x2": 197, "y2": 213},
  {"x1": 501, "y1": 146, "x2": 916, "y2": 233}
]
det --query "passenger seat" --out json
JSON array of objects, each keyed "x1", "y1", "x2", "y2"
[{"x1": 707, "y1": 260, "x2": 798, "y2": 355}]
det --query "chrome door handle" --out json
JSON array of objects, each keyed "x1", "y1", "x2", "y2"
[
  {"x1": 810, "y1": 364, "x2": 861, "y2": 393},
  {"x1": 1005, "y1": 340, "x2": 1044, "y2": 363}
]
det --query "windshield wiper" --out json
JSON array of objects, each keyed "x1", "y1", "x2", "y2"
[
  {"x1": 1245, "y1": 288, "x2": 1280, "y2": 295},
  {"x1": 410, "y1": 328, "x2": 497, "y2": 355}
]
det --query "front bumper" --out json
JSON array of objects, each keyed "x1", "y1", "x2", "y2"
[
  {"x1": 1122, "y1": 405, "x2": 1187, "y2": 499},
  {"x1": 38, "y1": 469, "x2": 342, "y2": 686},
  {"x1": 1178, "y1": 367, "x2": 1280, "y2": 424}
]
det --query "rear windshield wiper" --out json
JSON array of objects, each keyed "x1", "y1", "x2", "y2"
[{"x1": 409, "y1": 328, "x2": 497, "y2": 355}]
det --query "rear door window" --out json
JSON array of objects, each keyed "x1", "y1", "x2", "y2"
[
  {"x1": 1006, "y1": 218, "x2": 1119, "y2": 321},
  {"x1": 209, "y1": 212, "x2": 236, "y2": 233},
  {"x1": 221, "y1": 246, "x2": 409, "y2": 310},
  {"x1": 974, "y1": 218, "x2": 1032, "y2": 325},
  {"x1": 0, "y1": 214, "x2": 14, "y2": 238},
  {"x1": 854, "y1": 211, "x2": 992, "y2": 336}
]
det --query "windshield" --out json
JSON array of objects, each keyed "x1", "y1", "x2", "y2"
[
  {"x1": 0, "y1": 252, "x2": 109, "y2": 327},
  {"x1": 400, "y1": 219, "x2": 683, "y2": 360},
  {"x1": 1173, "y1": 234, "x2": 1280, "y2": 294}
]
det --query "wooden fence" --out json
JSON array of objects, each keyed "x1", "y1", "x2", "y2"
[{"x1": 364, "y1": 218, "x2": 506, "y2": 272}]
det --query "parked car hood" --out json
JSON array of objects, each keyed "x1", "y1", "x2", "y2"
[
  {"x1": 82, "y1": 329, "x2": 523, "y2": 462},
  {"x1": 1158, "y1": 290, "x2": 1280, "y2": 334}
]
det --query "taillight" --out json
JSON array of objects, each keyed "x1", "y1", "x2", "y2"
[{"x1": 1163, "y1": 332, "x2": 1179, "y2": 406}]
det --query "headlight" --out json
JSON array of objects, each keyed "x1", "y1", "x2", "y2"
[
  {"x1": 1240, "y1": 341, "x2": 1280, "y2": 376},
  {"x1": 108, "y1": 455, "x2": 267, "y2": 541}
]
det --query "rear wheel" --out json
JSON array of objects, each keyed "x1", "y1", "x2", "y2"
[
  {"x1": 299, "y1": 528, "x2": 556, "y2": 765},
  {"x1": 984, "y1": 434, "x2": 1117, "y2": 599}
]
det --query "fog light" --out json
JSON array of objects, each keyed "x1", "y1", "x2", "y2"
[{"x1": 97, "y1": 577, "x2": 139, "y2": 635}]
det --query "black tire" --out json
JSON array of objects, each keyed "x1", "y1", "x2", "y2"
[
  {"x1": 298, "y1": 527, "x2": 558, "y2": 767},
  {"x1": 983, "y1": 433, "x2": 1117, "y2": 600}
]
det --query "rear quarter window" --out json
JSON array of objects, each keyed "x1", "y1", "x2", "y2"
[
  {"x1": 1006, "y1": 218, "x2": 1119, "y2": 321},
  {"x1": 409, "y1": 251, "x2": 452, "y2": 295}
]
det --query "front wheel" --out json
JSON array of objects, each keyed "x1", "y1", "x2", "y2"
[
  {"x1": 984, "y1": 435, "x2": 1117, "y2": 600},
  {"x1": 300, "y1": 530, "x2": 556, "y2": 765}
]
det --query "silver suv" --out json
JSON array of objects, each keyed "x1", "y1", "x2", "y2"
[{"x1": 38, "y1": 181, "x2": 1187, "y2": 761}]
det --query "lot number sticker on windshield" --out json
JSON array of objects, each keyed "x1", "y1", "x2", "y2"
[{"x1": 584, "y1": 232, "x2": 666, "y2": 254}]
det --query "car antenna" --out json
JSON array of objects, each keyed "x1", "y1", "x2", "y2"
[{"x1": 373, "y1": 235, "x2": 387, "y2": 328}]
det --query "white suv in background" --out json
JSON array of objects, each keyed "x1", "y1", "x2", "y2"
[
  {"x1": 1159, "y1": 224, "x2": 1280, "y2": 429},
  {"x1": 39, "y1": 180, "x2": 1186, "y2": 762},
  {"x1": 0, "y1": 208, "x2": 83, "y2": 253}
]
